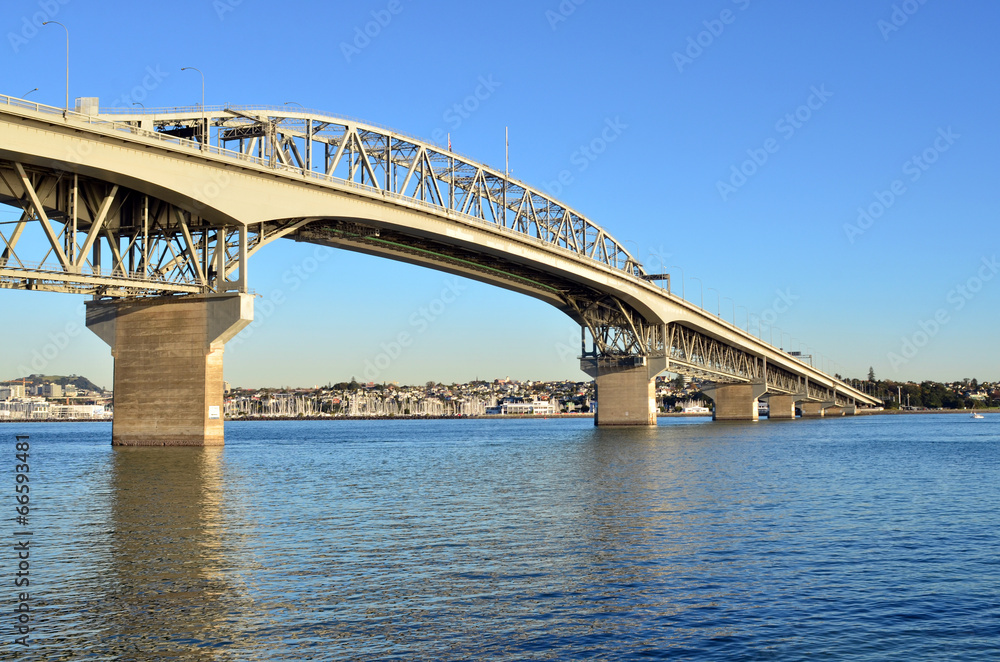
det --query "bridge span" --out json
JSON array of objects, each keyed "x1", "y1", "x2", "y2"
[{"x1": 0, "y1": 95, "x2": 880, "y2": 444}]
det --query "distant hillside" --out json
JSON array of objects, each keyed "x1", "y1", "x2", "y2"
[{"x1": 4, "y1": 374, "x2": 104, "y2": 392}]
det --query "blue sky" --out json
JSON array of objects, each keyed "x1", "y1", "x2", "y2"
[{"x1": 2, "y1": 0, "x2": 998, "y2": 389}]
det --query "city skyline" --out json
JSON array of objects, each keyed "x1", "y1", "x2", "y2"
[{"x1": 2, "y1": 0, "x2": 998, "y2": 387}]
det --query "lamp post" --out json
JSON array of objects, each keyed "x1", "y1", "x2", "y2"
[
  {"x1": 284, "y1": 101, "x2": 303, "y2": 108},
  {"x1": 132, "y1": 102, "x2": 144, "y2": 110},
  {"x1": 689, "y1": 277, "x2": 703, "y2": 309},
  {"x1": 670, "y1": 265, "x2": 685, "y2": 299},
  {"x1": 181, "y1": 67, "x2": 205, "y2": 147},
  {"x1": 707, "y1": 287, "x2": 721, "y2": 317},
  {"x1": 723, "y1": 297, "x2": 735, "y2": 325},
  {"x1": 42, "y1": 21, "x2": 68, "y2": 110},
  {"x1": 23, "y1": 88, "x2": 38, "y2": 99}
]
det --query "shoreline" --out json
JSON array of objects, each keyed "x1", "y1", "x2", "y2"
[{"x1": 1, "y1": 408, "x2": 997, "y2": 424}]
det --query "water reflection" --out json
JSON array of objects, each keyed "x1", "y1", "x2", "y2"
[{"x1": 101, "y1": 446, "x2": 246, "y2": 659}]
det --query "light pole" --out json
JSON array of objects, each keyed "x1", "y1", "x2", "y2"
[
  {"x1": 181, "y1": 67, "x2": 205, "y2": 147},
  {"x1": 42, "y1": 21, "x2": 68, "y2": 110},
  {"x1": 132, "y1": 102, "x2": 144, "y2": 110},
  {"x1": 284, "y1": 101, "x2": 303, "y2": 108},
  {"x1": 707, "y1": 287, "x2": 720, "y2": 317},
  {"x1": 23, "y1": 88, "x2": 38, "y2": 99},
  {"x1": 689, "y1": 277, "x2": 703, "y2": 309},
  {"x1": 670, "y1": 265, "x2": 685, "y2": 299}
]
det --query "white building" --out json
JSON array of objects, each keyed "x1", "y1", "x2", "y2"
[{"x1": 486, "y1": 398, "x2": 560, "y2": 415}]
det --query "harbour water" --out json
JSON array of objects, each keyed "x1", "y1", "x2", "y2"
[{"x1": 9, "y1": 414, "x2": 1000, "y2": 660}]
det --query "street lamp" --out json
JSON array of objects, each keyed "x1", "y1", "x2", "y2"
[
  {"x1": 723, "y1": 297, "x2": 735, "y2": 325},
  {"x1": 707, "y1": 287, "x2": 721, "y2": 317},
  {"x1": 737, "y1": 305, "x2": 748, "y2": 331},
  {"x1": 181, "y1": 67, "x2": 205, "y2": 147},
  {"x1": 23, "y1": 88, "x2": 38, "y2": 99},
  {"x1": 670, "y1": 265, "x2": 685, "y2": 299},
  {"x1": 284, "y1": 101, "x2": 303, "y2": 108},
  {"x1": 42, "y1": 21, "x2": 68, "y2": 110},
  {"x1": 132, "y1": 102, "x2": 144, "y2": 110},
  {"x1": 689, "y1": 277, "x2": 703, "y2": 309}
]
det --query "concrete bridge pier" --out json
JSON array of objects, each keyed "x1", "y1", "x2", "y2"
[
  {"x1": 584, "y1": 357, "x2": 666, "y2": 426},
  {"x1": 767, "y1": 394, "x2": 800, "y2": 419},
  {"x1": 86, "y1": 294, "x2": 253, "y2": 446},
  {"x1": 800, "y1": 401, "x2": 834, "y2": 418},
  {"x1": 703, "y1": 382, "x2": 767, "y2": 421}
]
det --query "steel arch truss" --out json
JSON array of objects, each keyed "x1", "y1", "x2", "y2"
[
  {"x1": 0, "y1": 159, "x2": 256, "y2": 296},
  {"x1": 103, "y1": 105, "x2": 646, "y2": 277}
]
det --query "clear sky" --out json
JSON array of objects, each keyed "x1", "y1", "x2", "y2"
[{"x1": 2, "y1": 0, "x2": 998, "y2": 389}]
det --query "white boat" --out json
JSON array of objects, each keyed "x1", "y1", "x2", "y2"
[{"x1": 972, "y1": 413, "x2": 985, "y2": 419}]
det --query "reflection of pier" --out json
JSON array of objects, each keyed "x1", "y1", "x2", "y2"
[{"x1": 100, "y1": 447, "x2": 253, "y2": 657}]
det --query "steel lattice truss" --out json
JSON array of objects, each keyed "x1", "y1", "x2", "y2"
[
  {"x1": 0, "y1": 160, "x2": 262, "y2": 296},
  {"x1": 665, "y1": 323, "x2": 843, "y2": 399},
  {"x1": 97, "y1": 104, "x2": 646, "y2": 278},
  {"x1": 568, "y1": 295, "x2": 665, "y2": 358}
]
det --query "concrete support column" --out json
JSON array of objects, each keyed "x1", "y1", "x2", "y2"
[
  {"x1": 86, "y1": 294, "x2": 253, "y2": 446},
  {"x1": 800, "y1": 402, "x2": 828, "y2": 418},
  {"x1": 824, "y1": 406, "x2": 846, "y2": 417},
  {"x1": 584, "y1": 357, "x2": 665, "y2": 427},
  {"x1": 704, "y1": 382, "x2": 767, "y2": 421},
  {"x1": 768, "y1": 395, "x2": 798, "y2": 419}
]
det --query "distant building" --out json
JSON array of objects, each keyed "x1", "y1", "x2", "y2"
[
  {"x1": 43, "y1": 383, "x2": 63, "y2": 398},
  {"x1": 0, "y1": 385, "x2": 25, "y2": 400},
  {"x1": 486, "y1": 398, "x2": 560, "y2": 415}
]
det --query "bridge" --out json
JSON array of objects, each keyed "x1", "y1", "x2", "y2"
[{"x1": 0, "y1": 94, "x2": 881, "y2": 445}]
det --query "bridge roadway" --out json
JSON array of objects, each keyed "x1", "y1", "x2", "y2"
[{"x1": 0, "y1": 95, "x2": 880, "y2": 444}]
